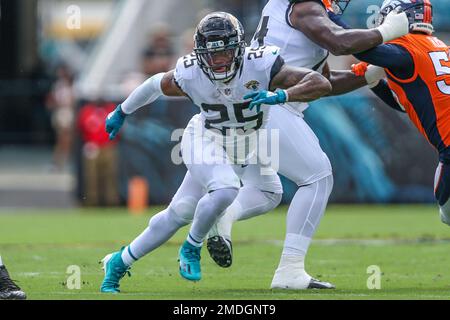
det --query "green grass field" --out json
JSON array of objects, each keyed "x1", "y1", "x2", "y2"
[{"x1": 1, "y1": 205, "x2": 450, "y2": 300}]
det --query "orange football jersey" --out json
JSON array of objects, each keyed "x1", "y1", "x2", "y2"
[{"x1": 385, "y1": 34, "x2": 450, "y2": 152}]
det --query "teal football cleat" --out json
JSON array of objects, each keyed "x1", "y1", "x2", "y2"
[
  {"x1": 100, "y1": 249, "x2": 131, "y2": 293},
  {"x1": 178, "y1": 241, "x2": 202, "y2": 281}
]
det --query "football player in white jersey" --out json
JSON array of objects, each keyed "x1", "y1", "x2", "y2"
[
  {"x1": 207, "y1": 0, "x2": 410, "y2": 290},
  {"x1": 99, "y1": 12, "x2": 332, "y2": 293}
]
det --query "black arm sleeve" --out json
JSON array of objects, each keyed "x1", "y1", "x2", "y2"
[
  {"x1": 370, "y1": 79, "x2": 405, "y2": 113},
  {"x1": 354, "y1": 44, "x2": 413, "y2": 71}
]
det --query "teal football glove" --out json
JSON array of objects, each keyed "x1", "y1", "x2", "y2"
[
  {"x1": 244, "y1": 90, "x2": 288, "y2": 113},
  {"x1": 106, "y1": 105, "x2": 127, "y2": 140}
]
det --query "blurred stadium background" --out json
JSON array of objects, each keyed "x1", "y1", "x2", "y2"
[{"x1": 1, "y1": 0, "x2": 450, "y2": 209}]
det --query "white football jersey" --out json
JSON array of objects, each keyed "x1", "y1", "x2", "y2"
[
  {"x1": 251, "y1": 0, "x2": 329, "y2": 114},
  {"x1": 174, "y1": 46, "x2": 283, "y2": 133}
]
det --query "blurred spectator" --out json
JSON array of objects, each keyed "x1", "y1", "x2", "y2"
[
  {"x1": 77, "y1": 100, "x2": 119, "y2": 207},
  {"x1": 181, "y1": 28, "x2": 196, "y2": 55},
  {"x1": 120, "y1": 72, "x2": 147, "y2": 98},
  {"x1": 46, "y1": 64, "x2": 75, "y2": 171},
  {"x1": 142, "y1": 25, "x2": 175, "y2": 77}
]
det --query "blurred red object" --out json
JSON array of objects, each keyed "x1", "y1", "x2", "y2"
[{"x1": 78, "y1": 102, "x2": 117, "y2": 146}]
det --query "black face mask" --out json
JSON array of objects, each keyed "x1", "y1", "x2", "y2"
[{"x1": 332, "y1": 0, "x2": 352, "y2": 15}]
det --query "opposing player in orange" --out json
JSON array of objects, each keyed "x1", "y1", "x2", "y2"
[{"x1": 340, "y1": 0, "x2": 450, "y2": 224}]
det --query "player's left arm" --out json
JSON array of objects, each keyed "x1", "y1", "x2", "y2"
[{"x1": 245, "y1": 64, "x2": 332, "y2": 111}]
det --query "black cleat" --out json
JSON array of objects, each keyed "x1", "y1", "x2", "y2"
[
  {"x1": 206, "y1": 236, "x2": 233, "y2": 268},
  {"x1": 0, "y1": 265, "x2": 26, "y2": 300},
  {"x1": 307, "y1": 278, "x2": 336, "y2": 289}
]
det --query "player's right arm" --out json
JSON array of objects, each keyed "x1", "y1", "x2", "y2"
[
  {"x1": 105, "y1": 70, "x2": 185, "y2": 140},
  {"x1": 289, "y1": 0, "x2": 409, "y2": 55}
]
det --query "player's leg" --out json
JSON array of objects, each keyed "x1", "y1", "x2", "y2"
[
  {"x1": 0, "y1": 256, "x2": 26, "y2": 300},
  {"x1": 207, "y1": 163, "x2": 283, "y2": 267},
  {"x1": 124, "y1": 171, "x2": 204, "y2": 263},
  {"x1": 179, "y1": 164, "x2": 239, "y2": 281},
  {"x1": 100, "y1": 172, "x2": 204, "y2": 293},
  {"x1": 268, "y1": 106, "x2": 334, "y2": 289},
  {"x1": 271, "y1": 175, "x2": 333, "y2": 289},
  {"x1": 209, "y1": 106, "x2": 334, "y2": 287},
  {"x1": 434, "y1": 162, "x2": 450, "y2": 225},
  {"x1": 178, "y1": 119, "x2": 240, "y2": 281}
]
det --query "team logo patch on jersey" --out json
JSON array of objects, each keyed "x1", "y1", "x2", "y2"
[{"x1": 245, "y1": 80, "x2": 260, "y2": 91}]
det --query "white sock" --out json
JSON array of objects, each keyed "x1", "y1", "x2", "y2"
[
  {"x1": 282, "y1": 175, "x2": 333, "y2": 256},
  {"x1": 282, "y1": 233, "x2": 312, "y2": 256},
  {"x1": 121, "y1": 246, "x2": 137, "y2": 266},
  {"x1": 187, "y1": 234, "x2": 203, "y2": 247},
  {"x1": 277, "y1": 254, "x2": 306, "y2": 269}
]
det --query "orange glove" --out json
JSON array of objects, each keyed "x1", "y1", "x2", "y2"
[{"x1": 351, "y1": 62, "x2": 369, "y2": 77}]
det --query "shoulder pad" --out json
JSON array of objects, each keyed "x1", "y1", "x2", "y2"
[
  {"x1": 246, "y1": 46, "x2": 282, "y2": 72},
  {"x1": 175, "y1": 53, "x2": 199, "y2": 81}
]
